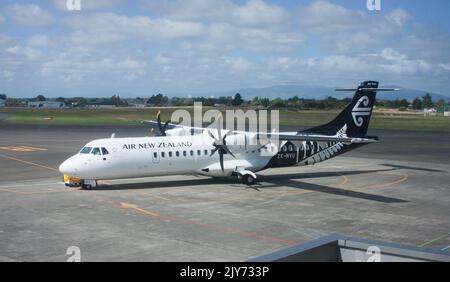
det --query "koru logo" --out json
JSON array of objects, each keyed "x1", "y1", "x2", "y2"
[
  {"x1": 367, "y1": 0, "x2": 381, "y2": 11},
  {"x1": 352, "y1": 96, "x2": 371, "y2": 127},
  {"x1": 66, "y1": 0, "x2": 81, "y2": 11}
]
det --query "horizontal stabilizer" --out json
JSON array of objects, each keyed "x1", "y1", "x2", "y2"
[{"x1": 335, "y1": 88, "x2": 400, "y2": 92}]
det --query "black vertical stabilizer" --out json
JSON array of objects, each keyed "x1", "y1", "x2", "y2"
[{"x1": 302, "y1": 81, "x2": 379, "y2": 137}]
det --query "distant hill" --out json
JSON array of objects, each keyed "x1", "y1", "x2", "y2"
[{"x1": 214, "y1": 85, "x2": 450, "y2": 102}]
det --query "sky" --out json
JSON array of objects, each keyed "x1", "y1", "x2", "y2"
[{"x1": 1, "y1": 0, "x2": 450, "y2": 98}]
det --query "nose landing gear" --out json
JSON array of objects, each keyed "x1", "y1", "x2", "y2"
[{"x1": 81, "y1": 180, "x2": 97, "y2": 190}]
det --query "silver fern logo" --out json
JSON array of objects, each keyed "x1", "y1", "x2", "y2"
[
  {"x1": 352, "y1": 96, "x2": 371, "y2": 127},
  {"x1": 299, "y1": 125, "x2": 347, "y2": 165}
]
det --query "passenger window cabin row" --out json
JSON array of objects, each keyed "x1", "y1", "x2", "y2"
[
  {"x1": 79, "y1": 146, "x2": 272, "y2": 159},
  {"x1": 155, "y1": 149, "x2": 211, "y2": 159},
  {"x1": 152, "y1": 148, "x2": 265, "y2": 159}
]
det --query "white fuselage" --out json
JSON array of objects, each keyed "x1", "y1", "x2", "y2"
[{"x1": 59, "y1": 132, "x2": 277, "y2": 180}]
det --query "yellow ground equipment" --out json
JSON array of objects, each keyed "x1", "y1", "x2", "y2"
[{"x1": 63, "y1": 175, "x2": 82, "y2": 187}]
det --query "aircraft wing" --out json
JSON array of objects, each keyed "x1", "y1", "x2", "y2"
[
  {"x1": 142, "y1": 119, "x2": 206, "y2": 135},
  {"x1": 256, "y1": 133, "x2": 378, "y2": 144},
  {"x1": 142, "y1": 119, "x2": 377, "y2": 143},
  {"x1": 142, "y1": 120, "x2": 179, "y2": 129},
  {"x1": 141, "y1": 120, "x2": 178, "y2": 130}
]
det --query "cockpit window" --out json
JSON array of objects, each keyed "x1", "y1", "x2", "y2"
[
  {"x1": 101, "y1": 148, "x2": 109, "y2": 155},
  {"x1": 80, "y1": 147, "x2": 92, "y2": 154},
  {"x1": 91, "y1": 147, "x2": 101, "y2": 155}
]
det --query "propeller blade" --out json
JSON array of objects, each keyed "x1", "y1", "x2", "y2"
[
  {"x1": 210, "y1": 147, "x2": 219, "y2": 157},
  {"x1": 223, "y1": 130, "x2": 233, "y2": 139},
  {"x1": 216, "y1": 115, "x2": 223, "y2": 141},
  {"x1": 258, "y1": 144, "x2": 268, "y2": 151},
  {"x1": 222, "y1": 146, "x2": 236, "y2": 159},
  {"x1": 207, "y1": 130, "x2": 217, "y2": 141},
  {"x1": 219, "y1": 152, "x2": 224, "y2": 172},
  {"x1": 163, "y1": 120, "x2": 170, "y2": 132},
  {"x1": 156, "y1": 111, "x2": 167, "y2": 136}
]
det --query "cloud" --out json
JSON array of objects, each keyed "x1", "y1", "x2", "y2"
[
  {"x1": 7, "y1": 4, "x2": 53, "y2": 26},
  {"x1": 2, "y1": 70, "x2": 14, "y2": 79},
  {"x1": 64, "y1": 13, "x2": 205, "y2": 45},
  {"x1": 1, "y1": 1, "x2": 450, "y2": 96},
  {"x1": 53, "y1": 0, "x2": 123, "y2": 11},
  {"x1": 265, "y1": 48, "x2": 435, "y2": 81},
  {"x1": 0, "y1": 14, "x2": 5, "y2": 24},
  {"x1": 299, "y1": 1, "x2": 409, "y2": 35},
  {"x1": 0, "y1": 34, "x2": 13, "y2": 45},
  {"x1": 386, "y1": 8, "x2": 410, "y2": 27},
  {"x1": 141, "y1": 0, "x2": 289, "y2": 27},
  {"x1": 27, "y1": 35, "x2": 52, "y2": 47},
  {"x1": 5, "y1": 45, "x2": 42, "y2": 60}
]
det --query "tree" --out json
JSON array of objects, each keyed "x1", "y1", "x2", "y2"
[
  {"x1": 412, "y1": 97, "x2": 423, "y2": 110},
  {"x1": 260, "y1": 98, "x2": 270, "y2": 108},
  {"x1": 422, "y1": 93, "x2": 433, "y2": 108},
  {"x1": 270, "y1": 98, "x2": 285, "y2": 108},
  {"x1": 232, "y1": 93, "x2": 244, "y2": 106},
  {"x1": 146, "y1": 93, "x2": 166, "y2": 105},
  {"x1": 36, "y1": 95, "x2": 46, "y2": 101},
  {"x1": 108, "y1": 95, "x2": 128, "y2": 107}
]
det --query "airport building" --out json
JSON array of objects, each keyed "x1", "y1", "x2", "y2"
[{"x1": 27, "y1": 101, "x2": 66, "y2": 109}]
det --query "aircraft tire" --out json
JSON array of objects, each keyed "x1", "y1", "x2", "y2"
[
  {"x1": 81, "y1": 183, "x2": 92, "y2": 190},
  {"x1": 242, "y1": 174, "x2": 256, "y2": 186}
]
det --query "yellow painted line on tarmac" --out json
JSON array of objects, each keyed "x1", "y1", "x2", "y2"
[
  {"x1": 418, "y1": 233, "x2": 449, "y2": 248},
  {"x1": 119, "y1": 201, "x2": 296, "y2": 245},
  {"x1": 120, "y1": 202, "x2": 161, "y2": 217},
  {"x1": 19, "y1": 146, "x2": 48, "y2": 151},
  {"x1": 362, "y1": 174, "x2": 409, "y2": 190},
  {"x1": 0, "y1": 146, "x2": 48, "y2": 152},
  {"x1": 0, "y1": 153, "x2": 59, "y2": 172},
  {"x1": 339, "y1": 174, "x2": 349, "y2": 186}
]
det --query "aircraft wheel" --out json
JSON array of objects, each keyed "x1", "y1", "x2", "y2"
[
  {"x1": 81, "y1": 184, "x2": 92, "y2": 190},
  {"x1": 242, "y1": 174, "x2": 256, "y2": 186}
]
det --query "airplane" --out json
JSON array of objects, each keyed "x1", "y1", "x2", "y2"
[{"x1": 59, "y1": 81, "x2": 398, "y2": 189}]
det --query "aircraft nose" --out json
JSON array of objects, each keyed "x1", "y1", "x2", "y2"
[{"x1": 59, "y1": 158, "x2": 77, "y2": 175}]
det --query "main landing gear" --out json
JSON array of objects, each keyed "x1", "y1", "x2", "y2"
[
  {"x1": 242, "y1": 174, "x2": 256, "y2": 186},
  {"x1": 233, "y1": 170, "x2": 258, "y2": 186}
]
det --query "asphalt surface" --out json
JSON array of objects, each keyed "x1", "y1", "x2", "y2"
[{"x1": 0, "y1": 123, "x2": 449, "y2": 261}]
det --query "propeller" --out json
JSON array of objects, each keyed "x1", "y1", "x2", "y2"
[
  {"x1": 156, "y1": 111, "x2": 171, "y2": 136},
  {"x1": 207, "y1": 115, "x2": 236, "y2": 172}
]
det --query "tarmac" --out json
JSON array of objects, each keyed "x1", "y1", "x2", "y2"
[{"x1": 0, "y1": 123, "x2": 449, "y2": 261}]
